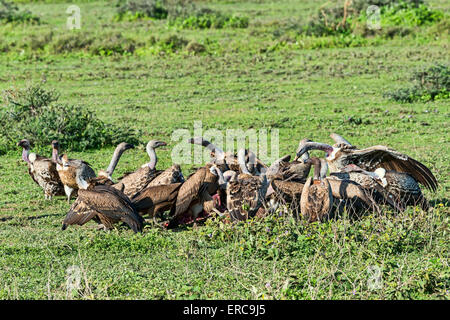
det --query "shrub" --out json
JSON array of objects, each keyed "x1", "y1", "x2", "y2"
[
  {"x1": 89, "y1": 33, "x2": 137, "y2": 56},
  {"x1": 115, "y1": 0, "x2": 168, "y2": 21},
  {"x1": 0, "y1": 83, "x2": 140, "y2": 155},
  {"x1": 50, "y1": 32, "x2": 94, "y2": 54},
  {"x1": 157, "y1": 34, "x2": 188, "y2": 52},
  {"x1": 168, "y1": 6, "x2": 249, "y2": 29},
  {"x1": 381, "y1": 3, "x2": 443, "y2": 26},
  {"x1": 302, "y1": 0, "x2": 442, "y2": 37},
  {"x1": 0, "y1": 0, "x2": 40, "y2": 24},
  {"x1": 386, "y1": 64, "x2": 449, "y2": 102}
]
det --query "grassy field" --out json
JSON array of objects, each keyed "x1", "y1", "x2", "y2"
[{"x1": 0, "y1": 0, "x2": 448, "y2": 299}]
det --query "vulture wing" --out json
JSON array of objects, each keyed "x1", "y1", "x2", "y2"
[
  {"x1": 172, "y1": 167, "x2": 206, "y2": 218},
  {"x1": 132, "y1": 183, "x2": 182, "y2": 213},
  {"x1": 63, "y1": 197, "x2": 98, "y2": 228},
  {"x1": 77, "y1": 185, "x2": 144, "y2": 233},
  {"x1": 343, "y1": 146, "x2": 438, "y2": 191}
]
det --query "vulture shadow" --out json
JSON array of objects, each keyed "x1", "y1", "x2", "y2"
[{"x1": 0, "y1": 213, "x2": 61, "y2": 223}]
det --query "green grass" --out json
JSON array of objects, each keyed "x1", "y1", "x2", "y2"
[{"x1": 0, "y1": 0, "x2": 448, "y2": 299}]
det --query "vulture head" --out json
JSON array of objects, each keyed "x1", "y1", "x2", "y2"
[
  {"x1": 293, "y1": 138, "x2": 313, "y2": 162},
  {"x1": 18, "y1": 139, "x2": 31, "y2": 163},
  {"x1": 296, "y1": 141, "x2": 334, "y2": 160},
  {"x1": 17, "y1": 139, "x2": 31, "y2": 150},
  {"x1": 188, "y1": 137, "x2": 226, "y2": 164},
  {"x1": 147, "y1": 140, "x2": 167, "y2": 150},
  {"x1": 117, "y1": 142, "x2": 135, "y2": 152}
]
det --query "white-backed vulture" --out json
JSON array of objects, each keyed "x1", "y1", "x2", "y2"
[
  {"x1": 167, "y1": 163, "x2": 220, "y2": 228},
  {"x1": 60, "y1": 142, "x2": 135, "y2": 229},
  {"x1": 62, "y1": 183, "x2": 144, "y2": 233},
  {"x1": 52, "y1": 140, "x2": 96, "y2": 202},
  {"x1": 295, "y1": 134, "x2": 438, "y2": 192},
  {"x1": 188, "y1": 137, "x2": 267, "y2": 174},
  {"x1": 342, "y1": 164, "x2": 430, "y2": 211},
  {"x1": 147, "y1": 164, "x2": 184, "y2": 187},
  {"x1": 300, "y1": 158, "x2": 333, "y2": 222},
  {"x1": 96, "y1": 142, "x2": 135, "y2": 184},
  {"x1": 225, "y1": 149, "x2": 269, "y2": 222},
  {"x1": 112, "y1": 140, "x2": 167, "y2": 197},
  {"x1": 131, "y1": 182, "x2": 183, "y2": 220},
  {"x1": 17, "y1": 139, "x2": 64, "y2": 200}
]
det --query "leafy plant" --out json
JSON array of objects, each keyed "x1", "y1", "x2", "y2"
[
  {"x1": 0, "y1": 0, "x2": 40, "y2": 24},
  {"x1": 0, "y1": 83, "x2": 140, "y2": 155},
  {"x1": 168, "y1": 7, "x2": 249, "y2": 29},
  {"x1": 386, "y1": 64, "x2": 450, "y2": 102},
  {"x1": 303, "y1": 0, "x2": 443, "y2": 37},
  {"x1": 115, "y1": 0, "x2": 168, "y2": 21}
]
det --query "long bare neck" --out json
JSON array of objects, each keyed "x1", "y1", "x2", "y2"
[
  {"x1": 312, "y1": 159, "x2": 321, "y2": 181},
  {"x1": 146, "y1": 145, "x2": 157, "y2": 170},
  {"x1": 215, "y1": 167, "x2": 227, "y2": 189},
  {"x1": 52, "y1": 147, "x2": 59, "y2": 163},
  {"x1": 319, "y1": 159, "x2": 328, "y2": 179},
  {"x1": 22, "y1": 148, "x2": 30, "y2": 163},
  {"x1": 300, "y1": 151, "x2": 309, "y2": 162},
  {"x1": 238, "y1": 150, "x2": 250, "y2": 175},
  {"x1": 106, "y1": 148, "x2": 124, "y2": 176}
]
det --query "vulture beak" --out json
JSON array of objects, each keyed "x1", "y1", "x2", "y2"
[
  {"x1": 123, "y1": 143, "x2": 135, "y2": 150},
  {"x1": 17, "y1": 139, "x2": 29, "y2": 148}
]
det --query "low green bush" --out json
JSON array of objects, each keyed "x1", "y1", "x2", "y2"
[
  {"x1": 303, "y1": 0, "x2": 443, "y2": 37},
  {"x1": 0, "y1": 83, "x2": 140, "y2": 155},
  {"x1": 115, "y1": 0, "x2": 168, "y2": 21},
  {"x1": 0, "y1": 0, "x2": 40, "y2": 24},
  {"x1": 168, "y1": 7, "x2": 249, "y2": 29},
  {"x1": 386, "y1": 64, "x2": 449, "y2": 102}
]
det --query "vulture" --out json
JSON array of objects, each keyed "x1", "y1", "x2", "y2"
[
  {"x1": 61, "y1": 142, "x2": 135, "y2": 230},
  {"x1": 112, "y1": 140, "x2": 167, "y2": 198},
  {"x1": 167, "y1": 163, "x2": 220, "y2": 229},
  {"x1": 62, "y1": 183, "x2": 144, "y2": 233},
  {"x1": 95, "y1": 142, "x2": 135, "y2": 184},
  {"x1": 17, "y1": 139, "x2": 64, "y2": 200},
  {"x1": 188, "y1": 137, "x2": 267, "y2": 174},
  {"x1": 146, "y1": 164, "x2": 184, "y2": 187},
  {"x1": 295, "y1": 134, "x2": 438, "y2": 193},
  {"x1": 342, "y1": 164, "x2": 430, "y2": 211},
  {"x1": 52, "y1": 140, "x2": 97, "y2": 202},
  {"x1": 326, "y1": 178, "x2": 381, "y2": 218},
  {"x1": 264, "y1": 138, "x2": 312, "y2": 217},
  {"x1": 300, "y1": 158, "x2": 333, "y2": 222},
  {"x1": 224, "y1": 149, "x2": 269, "y2": 222},
  {"x1": 131, "y1": 182, "x2": 183, "y2": 222}
]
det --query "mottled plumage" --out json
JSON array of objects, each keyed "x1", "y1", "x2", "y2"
[
  {"x1": 296, "y1": 135, "x2": 438, "y2": 192},
  {"x1": 18, "y1": 139, "x2": 65, "y2": 200},
  {"x1": 227, "y1": 175, "x2": 268, "y2": 221},
  {"x1": 300, "y1": 158, "x2": 333, "y2": 222},
  {"x1": 147, "y1": 164, "x2": 184, "y2": 187},
  {"x1": 225, "y1": 149, "x2": 269, "y2": 222}
]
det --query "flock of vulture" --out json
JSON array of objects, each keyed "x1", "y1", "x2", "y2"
[{"x1": 17, "y1": 133, "x2": 438, "y2": 233}]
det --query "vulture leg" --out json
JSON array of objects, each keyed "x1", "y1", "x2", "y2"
[{"x1": 64, "y1": 185, "x2": 74, "y2": 203}]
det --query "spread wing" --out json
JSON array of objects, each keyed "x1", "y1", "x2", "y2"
[
  {"x1": 77, "y1": 185, "x2": 144, "y2": 233},
  {"x1": 343, "y1": 146, "x2": 438, "y2": 191},
  {"x1": 63, "y1": 197, "x2": 99, "y2": 227}
]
